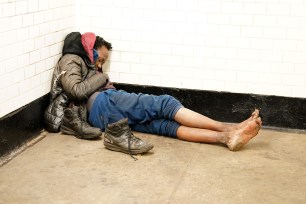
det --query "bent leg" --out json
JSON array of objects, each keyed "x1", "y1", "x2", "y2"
[
  {"x1": 89, "y1": 90, "x2": 183, "y2": 130},
  {"x1": 174, "y1": 108, "x2": 226, "y2": 132}
]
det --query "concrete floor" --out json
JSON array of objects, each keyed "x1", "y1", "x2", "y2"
[{"x1": 0, "y1": 128, "x2": 306, "y2": 204}]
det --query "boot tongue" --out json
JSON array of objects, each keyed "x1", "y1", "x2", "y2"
[
  {"x1": 107, "y1": 118, "x2": 129, "y2": 130},
  {"x1": 116, "y1": 118, "x2": 129, "y2": 127}
]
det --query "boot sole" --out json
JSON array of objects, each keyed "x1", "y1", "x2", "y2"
[
  {"x1": 61, "y1": 125, "x2": 102, "y2": 139},
  {"x1": 104, "y1": 141, "x2": 154, "y2": 155}
]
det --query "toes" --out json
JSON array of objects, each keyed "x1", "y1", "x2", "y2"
[
  {"x1": 252, "y1": 109, "x2": 260, "y2": 119},
  {"x1": 256, "y1": 117, "x2": 262, "y2": 127}
]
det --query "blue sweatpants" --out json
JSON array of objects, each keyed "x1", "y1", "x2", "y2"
[{"x1": 88, "y1": 89, "x2": 183, "y2": 137}]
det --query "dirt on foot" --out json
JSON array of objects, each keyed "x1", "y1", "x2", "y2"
[{"x1": 227, "y1": 118, "x2": 261, "y2": 151}]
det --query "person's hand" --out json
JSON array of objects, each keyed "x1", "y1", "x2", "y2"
[{"x1": 102, "y1": 80, "x2": 116, "y2": 90}]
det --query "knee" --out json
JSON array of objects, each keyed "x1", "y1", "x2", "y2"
[
  {"x1": 162, "y1": 94, "x2": 179, "y2": 104},
  {"x1": 159, "y1": 95, "x2": 183, "y2": 119}
]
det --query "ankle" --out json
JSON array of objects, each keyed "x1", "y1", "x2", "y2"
[{"x1": 220, "y1": 132, "x2": 230, "y2": 144}]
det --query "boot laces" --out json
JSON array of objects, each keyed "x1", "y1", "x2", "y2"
[
  {"x1": 110, "y1": 122, "x2": 141, "y2": 161},
  {"x1": 121, "y1": 126, "x2": 139, "y2": 161}
]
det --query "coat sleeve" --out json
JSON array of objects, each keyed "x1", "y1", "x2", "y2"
[{"x1": 60, "y1": 57, "x2": 109, "y2": 101}]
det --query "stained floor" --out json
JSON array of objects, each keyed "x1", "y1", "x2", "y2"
[{"x1": 0, "y1": 128, "x2": 306, "y2": 204}]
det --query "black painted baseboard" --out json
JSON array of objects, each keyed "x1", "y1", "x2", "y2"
[
  {"x1": 0, "y1": 95, "x2": 50, "y2": 158},
  {"x1": 1, "y1": 83, "x2": 305, "y2": 158}
]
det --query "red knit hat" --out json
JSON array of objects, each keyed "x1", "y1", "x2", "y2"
[{"x1": 81, "y1": 32, "x2": 96, "y2": 63}]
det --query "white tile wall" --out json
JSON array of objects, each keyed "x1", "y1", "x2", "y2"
[
  {"x1": 0, "y1": 0, "x2": 75, "y2": 117},
  {"x1": 1, "y1": 0, "x2": 306, "y2": 118},
  {"x1": 75, "y1": 0, "x2": 306, "y2": 99}
]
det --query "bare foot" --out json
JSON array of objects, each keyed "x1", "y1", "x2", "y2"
[
  {"x1": 227, "y1": 119, "x2": 260, "y2": 151},
  {"x1": 227, "y1": 109, "x2": 260, "y2": 131}
]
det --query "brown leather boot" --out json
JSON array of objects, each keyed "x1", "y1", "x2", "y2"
[
  {"x1": 104, "y1": 118, "x2": 154, "y2": 157},
  {"x1": 61, "y1": 105, "x2": 102, "y2": 139}
]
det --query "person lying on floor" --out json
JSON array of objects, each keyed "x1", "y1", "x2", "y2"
[{"x1": 45, "y1": 31, "x2": 262, "y2": 158}]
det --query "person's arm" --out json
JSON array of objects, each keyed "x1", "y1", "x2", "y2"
[{"x1": 60, "y1": 56, "x2": 109, "y2": 101}]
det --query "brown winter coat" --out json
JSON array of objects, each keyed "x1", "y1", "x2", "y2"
[{"x1": 44, "y1": 54, "x2": 109, "y2": 132}]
